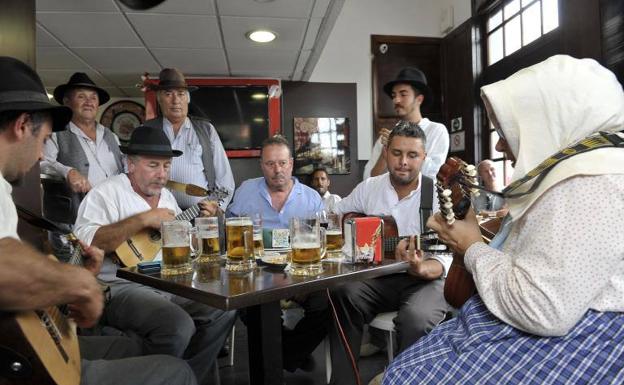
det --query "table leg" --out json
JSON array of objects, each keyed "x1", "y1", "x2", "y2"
[{"x1": 246, "y1": 300, "x2": 283, "y2": 385}]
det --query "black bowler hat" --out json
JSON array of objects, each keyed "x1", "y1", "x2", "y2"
[
  {"x1": 147, "y1": 68, "x2": 198, "y2": 91},
  {"x1": 120, "y1": 125, "x2": 183, "y2": 157},
  {"x1": 53, "y1": 72, "x2": 110, "y2": 105},
  {"x1": 383, "y1": 67, "x2": 433, "y2": 108},
  {"x1": 0, "y1": 56, "x2": 72, "y2": 132}
]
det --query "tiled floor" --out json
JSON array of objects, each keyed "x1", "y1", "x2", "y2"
[{"x1": 217, "y1": 319, "x2": 388, "y2": 385}]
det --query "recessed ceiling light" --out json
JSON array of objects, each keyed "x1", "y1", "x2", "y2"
[
  {"x1": 251, "y1": 93, "x2": 267, "y2": 100},
  {"x1": 247, "y1": 30, "x2": 276, "y2": 43}
]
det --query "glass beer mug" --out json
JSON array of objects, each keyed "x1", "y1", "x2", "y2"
[
  {"x1": 325, "y1": 212, "x2": 343, "y2": 256},
  {"x1": 161, "y1": 220, "x2": 199, "y2": 276},
  {"x1": 225, "y1": 216, "x2": 255, "y2": 272},
  {"x1": 195, "y1": 217, "x2": 221, "y2": 263},
  {"x1": 289, "y1": 217, "x2": 326, "y2": 276}
]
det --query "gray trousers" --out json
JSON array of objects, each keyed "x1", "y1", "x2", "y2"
[
  {"x1": 79, "y1": 335, "x2": 197, "y2": 385},
  {"x1": 329, "y1": 273, "x2": 449, "y2": 384},
  {"x1": 102, "y1": 282, "x2": 237, "y2": 385}
]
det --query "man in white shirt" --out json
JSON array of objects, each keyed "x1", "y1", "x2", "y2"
[
  {"x1": 143, "y1": 68, "x2": 234, "y2": 210},
  {"x1": 310, "y1": 166, "x2": 341, "y2": 213},
  {"x1": 0, "y1": 56, "x2": 196, "y2": 385},
  {"x1": 363, "y1": 67, "x2": 449, "y2": 180},
  {"x1": 41, "y1": 73, "x2": 124, "y2": 259},
  {"x1": 74, "y1": 125, "x2": 236, "y2": 385},
  {"x1": 329, "y1": 121, "x2": 450, "y2": 385}
]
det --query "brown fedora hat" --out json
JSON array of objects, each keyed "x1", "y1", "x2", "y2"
[
  {"x1": 148, "y1": 68, "x2": 198, "y2": 91},
  {"x1": 0, "y1": 56, "x2": 72, "y2": 132},
  {"x1": 53, "y1": 72, "x2": 110, "y2": 105}
]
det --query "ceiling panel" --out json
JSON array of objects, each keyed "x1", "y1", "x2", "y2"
[
  {"x1": 151, "y1": 48, "x2": 229, "y2": 75},
  {"x1": 229, "y1": 48, "x2": 298, "y2": 73},
  {"x1": 221, "y1": 16, "x2": 306, "y2": 50},
  {"x1": 121, "y1": 0, "x2": 216, "y2": 15},
  {"x1": 38, "y1": 69, "x2": 114, "y2": 89},
  {"x1": 36, "y1": 25, "x2": 61, "y2": 47},
  {"x1": 302, "y1": 18, "x2": 322, "y2": 50},
  {"x1": 37, "y1": 12, "x2": 142, "y2": 47},
  {"x1": 127, "y1": 14, "x2": 222, "y2": 49},
  {"x1": 36, "y1": 47, "x2": 90, "y2": 70},
  {"x1": 36, "y1": 0, "x2": 117, "y2": 12},
  {"x1": 311, "y1": 0, "x2": 331, "y2": 17},
  {"x1": 73, "y1": 48, "x2": 161, "y2": 72},
  {"x1": 217, "y1": 0, "x2": 313, "y2": 18}
]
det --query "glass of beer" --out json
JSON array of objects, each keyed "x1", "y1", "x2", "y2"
[
  {"x1": 161, "y1": 220, "x2": 199, "y2": 276},
  {"x1": 326, "y1": 213, "x2": 343, "y2": 256},
  {"x1": 195, "y1": 217, "x2": 221, "y2": 263},
  {"x1": 249, "y1": 213, "x2": 265, "y2": 259},
  {"x1": 289, "y1": 217, "x2": 326, "y2": 276},
  {"x1": 225, "y1": 216, "x2": 255, "y2": 272}
]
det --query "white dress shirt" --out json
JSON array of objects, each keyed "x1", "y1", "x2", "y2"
[
  {"x1": 0, "y1": 172, "x2": 19, "y2": 240},
  {"x1": 162, "y1": 117, "x2": 235, "y2": 210},
  {"x1": 41, "y1": 122, "x2": 122, "y2": 186},
  {"x1": 322, "y1": 191, "x2": 342, "y2": 213},
  {"x1": 362, "y1": 118, "x2": 449, "y2": 181}
]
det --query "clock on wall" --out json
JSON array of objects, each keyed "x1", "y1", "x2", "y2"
[{"x1": 100, "y1": 100, "x2": 145, "y2": 143}]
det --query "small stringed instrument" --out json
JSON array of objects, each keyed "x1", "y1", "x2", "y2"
[
  {"x1": 0, "y1": 207, "x2": 84, "y2": 385},
  {"x1": 436, "y1": 157, "x2": 480, "y2": 308},
  {"x1": 115, "y1": 187, "x2": 229, "y2": 267}
]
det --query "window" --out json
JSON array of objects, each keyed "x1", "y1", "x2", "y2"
[{"x1": 487, "y1": 0, "x2": 559, "y2": 65}]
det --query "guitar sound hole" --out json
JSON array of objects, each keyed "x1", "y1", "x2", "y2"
[{"x1": 149, "y1": 230, "x2": 162, "y2": 242}]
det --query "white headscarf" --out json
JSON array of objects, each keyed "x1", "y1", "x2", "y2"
[{"x1": 481, "y1": 55, "x2": 624, "y2": 221}]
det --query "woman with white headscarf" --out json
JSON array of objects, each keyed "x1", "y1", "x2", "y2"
[{"x1": 383, "y1": 55, "x2": 624, "y2": 384}]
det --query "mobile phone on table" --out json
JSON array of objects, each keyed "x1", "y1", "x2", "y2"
[{"x1": 137, "y1": 261, "x2": 161, "y2": 274}]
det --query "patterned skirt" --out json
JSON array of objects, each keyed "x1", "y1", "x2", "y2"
[{"x1": 383, "y1": 295, "x2": 624, "y2": 385}]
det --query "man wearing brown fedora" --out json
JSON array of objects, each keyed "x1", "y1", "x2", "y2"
[
  {"x1": 74, "y1": 125, "x2": 236, "y2": 385},
  {"x1": 0, "y1": 56, "x2": 197, "y2": 385},
  {"x1": 363, "y1": 67, "x2": 449, "y2": 181},
  {"x1": 144, "y1": 68, "x2": 234, "y2": 212},
  {"x1": 41, "y1": 72, "x2": 125, "y2": 259}
]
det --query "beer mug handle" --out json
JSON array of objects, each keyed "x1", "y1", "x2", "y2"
[
  {"x1": 243, "y1": 230, "x2": 254, "y2": 260},
  {"x1": 189, "y1": 227, "x2": 201, "y2": 260},
  {"x1": 319, "y1": 227, "x2": 327, "y2": 259}
]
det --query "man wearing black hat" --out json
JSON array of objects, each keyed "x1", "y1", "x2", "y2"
[
  {"x1": 143, "y1": 68, "x2": 234, "y2": 212},
  {"x1": 0, "y1": 56, "x2": 197, "y2": 385},
  {"x1": 74, "y1": 125, "x2": 236, "y2": 385},
  {"x1": 363, "y1": 67, "x2": 449, "y2": 181},
  {"x1": 41, "y1": 72, "x2": 125, "y2": 259}
]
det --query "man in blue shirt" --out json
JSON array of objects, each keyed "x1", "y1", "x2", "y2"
[
  {"x1": 227, "y1": 135, "x2": 325, "y2": 372},
  {"x1": 226, "y1": 135, "x2": 322, "y2": 229}
]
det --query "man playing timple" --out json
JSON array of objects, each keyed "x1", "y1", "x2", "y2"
[
  {"x1": 41, "y1": 73, "x2": 124, "y2": 259},
  {"x1": 310, "y1": 166, "x2": 341, "y2": 213},
  {"x1": 473, "y1": 159, "x2": 507, "y2": 216},
  {"x1": 384, "y1": 56, "x2": 624, "y2": 384},
  {"x1": 363, "y1": 67, "x2": 449, "y2": 180},
  {"x1": 143, "y1": 68, "x2": 234, "y2": 210},
  {"x1": 227, "y1": 135, "x2": 324, "y2": 372},
  {"x1": 74, "y1": 126, "x2": 236, "y2": 385},
  {"x1": 330, "y1": 121, "x2": 450, "y2": 385},
  {"x1": 0, "y1": 56, "x2": 196, "y2": 385}
]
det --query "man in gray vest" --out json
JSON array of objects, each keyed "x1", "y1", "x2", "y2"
[
  {"x1": 143, "y1": 68, "x2": 234, "y2": 211},
  {"x1": 41, "y1": 72, "x2": 124, "y2": 259}
]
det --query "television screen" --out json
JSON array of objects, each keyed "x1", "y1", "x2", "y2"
[{"x1": 188, "y1": 85, "x2": 270, "y2": 150}]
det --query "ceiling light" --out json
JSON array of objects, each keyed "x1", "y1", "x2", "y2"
[
  {"x1": 251, "y1": 93, "x2": 267, "y2": 100},
  {"x1": 247, "y1": 30, "x2": 276, "y2": 43}
]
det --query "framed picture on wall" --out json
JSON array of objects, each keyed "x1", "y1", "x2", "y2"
[{"x1": 293, "y1": 117, "x2": 350, "y2": 175}]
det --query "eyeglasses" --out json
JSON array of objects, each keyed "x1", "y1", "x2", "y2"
[{"x1": 262, "y1": 160, "x2": 290, "y2": 168}]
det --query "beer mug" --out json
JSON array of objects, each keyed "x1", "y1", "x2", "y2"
[
  {"x1": 195, "y1": 217, "x2": 221, "y2": 263},
  {"x1": 289, "y1": 217, "x2": 326, "y2": 276},
  {"x1": 161, "y1": 220, "x2": 199, "y2": 276},
  {"x1": 225, "y1": 216, "x2": 255, "y2": 272},
  {"x1": 325, "y1": 212, "x2": 343, "y2": 255},
  {"x1": 248, "y1": 213, "x2": 265, "y2": 259}
]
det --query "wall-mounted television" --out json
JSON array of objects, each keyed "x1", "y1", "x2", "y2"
[{"x1": 144, "y1": 78, "x2": 281, "y2": 158}]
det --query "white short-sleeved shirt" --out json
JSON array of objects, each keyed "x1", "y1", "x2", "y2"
[
  {"x1": 0, "y1": 172, "x2": 19, "y2": 240},
  {"x1": 74, "y1": 173, "x2": 181, "y2": 283}
]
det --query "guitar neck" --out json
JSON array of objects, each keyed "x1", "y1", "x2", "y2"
[{"x1": 176, "y1": 204, "x2": 201, "y2": 222}]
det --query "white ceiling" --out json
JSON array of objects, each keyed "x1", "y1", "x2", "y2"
[{"x1": 35, "y1": 0, "x2": 343, "y2": 97}]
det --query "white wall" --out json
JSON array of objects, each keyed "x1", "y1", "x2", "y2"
[{"x1": 310, "y1": 0, "x2": 472, "y2": 160}]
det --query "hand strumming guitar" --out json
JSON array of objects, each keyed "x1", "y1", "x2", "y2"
[
  {"x1": 140, "y1": 208, "x2": 176, "y2": 229},
  {"x1": 78, "y1": 240, "x2": 104, "y2": 276},
  {"x1": 396, "y1": 235, "x2": 445, "y2": 280},
  {"x1": 198, "y1": 200, "x2": 220, "y2": 217},
  {"x1": 427, "y1": 206, "x2": 483, "y2": 256},
  {"x1": 65, "y1": 267, "x2": 104, "y2": 328}
]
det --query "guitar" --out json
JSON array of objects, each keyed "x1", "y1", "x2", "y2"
[
  {"x1": 0, "y1": 207, "x2": 84, "y2": 385},
  {"x1": 114, "y1": 187, "x2": 229, "y2": 267},
  {"x1": 436, "y1": 157, "x2": 481, "y2": 308}
]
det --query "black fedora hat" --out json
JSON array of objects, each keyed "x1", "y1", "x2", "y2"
[
  {"x1": 0, "y1": 56, "x2": 72, "y2": 132},
  {"x1": 120, "y1": 125, "x2": 183, "y2": 157},
  {"x1": 383, "y1": 67, "x2": 433, "y2": 108},
  {"x1": 147, "y1": 68, "x2": 198, "y2": 91},
  {"x1": 53, "y1": 72, "x2": 110, "y2": 105}
]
